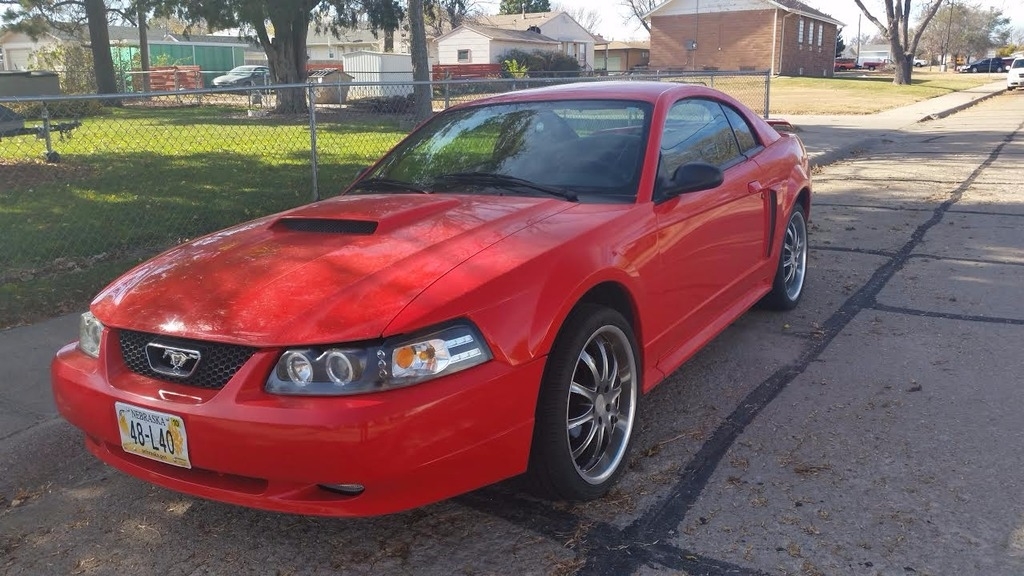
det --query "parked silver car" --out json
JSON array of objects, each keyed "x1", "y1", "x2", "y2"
[{"x1": 212, "y1": 66, "x2": 270, "y2": 88}]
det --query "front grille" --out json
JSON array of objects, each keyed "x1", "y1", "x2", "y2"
[{"x1": 119, "y1": 330, "x2": 257, "y2": 389}]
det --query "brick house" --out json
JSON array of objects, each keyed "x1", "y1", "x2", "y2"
[{"x1": 646, "y1": 0, "x2": 844, "y2": 77}]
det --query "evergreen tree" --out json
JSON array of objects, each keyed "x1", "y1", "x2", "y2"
[{"x1": 498, "y1": 0, "x2": 551, "y2": 15}]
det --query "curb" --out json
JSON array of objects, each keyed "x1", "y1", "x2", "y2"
[
  {"x1": 808, "y1": 88, "x2": 1006, "y2": 170},
  {"x1": 919, "y1": 88, "x2": 1006, "y2": 121}
]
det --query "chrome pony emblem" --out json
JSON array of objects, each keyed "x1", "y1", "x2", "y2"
[{"x1": 146, "y1": 343, "x2": 202, "y2": 377}]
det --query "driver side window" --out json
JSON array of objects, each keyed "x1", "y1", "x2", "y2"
[{"x1": 657, "y1": 98, "x2": 744, "y2": 191}]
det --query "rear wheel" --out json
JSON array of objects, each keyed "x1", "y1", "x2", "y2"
[
  {"x1": 762, "y1": 204, "x2": 808, "y2": 310},
  {"x1": 526, "y1": 305, "x2": 638, "y2": 500}
]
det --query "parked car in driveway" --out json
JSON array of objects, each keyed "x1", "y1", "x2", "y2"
[
  {"x1": 51, "y1": 81, "x2": 812, "y2": 517},
  {"x1": 834, "y1": 58, "x2": 857, "y2": 71},
  {"x1": 913, "y1": 58, "x2": 927, "y2": 67},
  {"x1": 962, "y1": 58, "x2": 1006, "y2": 73},
  {"x1": 1008, "y1": 58, "x2": 1024, "y2": 90},
  {"x1": 211, "y1": 65, "x2": 270, "y2": 87}
]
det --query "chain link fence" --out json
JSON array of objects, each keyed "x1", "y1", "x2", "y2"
[{"x1": 0, "y1": 71, "x2": 769, "y2": 328}]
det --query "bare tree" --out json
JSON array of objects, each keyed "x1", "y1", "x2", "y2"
[
  {"x1": 425, "y1": 0, "x2": 477, "y2": 37},
  {"x1": 919, "y1": 3, "x2": 1011, "y2": 65},
  {"x1": 1012, "y1": 25, "x2": 1024, "y2": 46},
  {"x1": 621, "y1": 0, "x2": 657, "y2": 34},
  {"x1": 854, "y1": 0, "x2": 945, "y2": 85}
]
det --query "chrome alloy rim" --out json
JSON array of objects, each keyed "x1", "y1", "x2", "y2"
[
  {"x1": 565, "y1": 325, "x2": 637, "y2": 485},
  {"x1": 783, "y1": 210, "x2": 808, "y2": 300}
]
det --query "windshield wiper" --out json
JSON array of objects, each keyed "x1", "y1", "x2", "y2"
[
  {"x1": 434, "y1": 172, "x2": 578, "y2": 202},
  {"x1": 349, "y1": 177, "x2": 431, "y2": 194}
]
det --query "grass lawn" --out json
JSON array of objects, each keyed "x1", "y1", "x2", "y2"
[
  {"x1": 0, "y1": 104, "x2": 407, "y2": 327},
  {"x1": 770, "y1": 70, "x2": 999, "y2": 115}
]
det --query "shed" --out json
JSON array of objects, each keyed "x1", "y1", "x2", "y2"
[
  {"x1": 341, "y1": 51, "x2": 414, "y2": 98},
  {"x1": 308, "y1": 68, "x2": 354, "y2": 104},
  {"x1": 0, "y1": 70, "x2": 61, "y2": 97}
]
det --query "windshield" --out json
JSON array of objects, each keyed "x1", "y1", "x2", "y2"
[
  {"x1": 1013, "y1": 60, "x2": 1024, "y2": 69},
  {"x1": 229, "y1": 67, "x2": 260, "y2": 75},
  {"x1": 362, "y1": 99, "x2": 652, "y2": 203}
]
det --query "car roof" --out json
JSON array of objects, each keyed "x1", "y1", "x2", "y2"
[{"x1": 456, "y1": 81, "x2": 729, "y2": 107}]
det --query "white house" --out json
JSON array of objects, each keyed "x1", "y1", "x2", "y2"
[
  {"x1": 436, "y1": 24, "x2": 559, "y2": 65},
  {"x1": 306, "y1": 24, "x2": 383, "y2": 62},
  {"x1": 857, "y1": 44, "x2": 892, "y2": 66},
  {"x1": 0, "y1": 29, "x2": 63, "y2": 70},
  {"x1": 471, "y1": 11, "x2": 599, "y2": 70}
]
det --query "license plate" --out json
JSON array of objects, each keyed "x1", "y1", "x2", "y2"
[{"x1": 115, "y1": 402, "x2": 191, "y2": 469}]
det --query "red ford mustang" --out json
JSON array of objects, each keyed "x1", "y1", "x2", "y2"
[{"x1": 52, "y1": 81, "x2": 811, "y2": 517}]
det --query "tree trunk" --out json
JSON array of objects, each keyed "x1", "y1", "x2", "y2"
[
  {"x1": 891, "y1": 37, "x2": 911, "y2": 85},
  {"x1": 84, "y1": 0, "x2": 119, "y2": 99},
  {"x1": 254, "y1": 9, "x2": 311, "y2": 114},
  {"x1": 138, "y1": 6, "x2": 151, "y2": 92},
  {"x1": 409, "y1": 0, "x2": 432, "y2": 121}
]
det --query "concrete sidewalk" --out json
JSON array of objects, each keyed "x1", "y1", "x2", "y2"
[
  {"x1": 0, "y1": 79, "x2": 1011, "y2": 444},
  {"x1": 789, "y1": 79, "x2": 1008, "y2": 167}
]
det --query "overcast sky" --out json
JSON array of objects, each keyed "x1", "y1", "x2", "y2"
[{"x1": 475, "y1": 0, "x2": 1023, "y2": 41}]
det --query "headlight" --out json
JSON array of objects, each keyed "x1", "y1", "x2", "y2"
[
  {"x1": 78, "y1": 311, "x2": 104, "y2": 358},
  {"x1": 265, "y1": 323, "x2": 492, "y2": 396}
]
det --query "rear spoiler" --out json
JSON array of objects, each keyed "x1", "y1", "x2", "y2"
[{"x1": 766, "y1": 118, "x2": 798, "y2": 134}]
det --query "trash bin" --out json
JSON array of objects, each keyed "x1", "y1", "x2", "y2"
[{"x1": 308, "y1": 69, "x2": 354, "y2": 104}]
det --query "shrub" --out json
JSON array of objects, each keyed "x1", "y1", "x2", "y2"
[{"x1": 498, "y1": 49, "x2": 581, "y2": 76}]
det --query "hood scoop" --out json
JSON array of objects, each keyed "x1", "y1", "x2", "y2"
[{"x1": 275, "y1": 217, "x2": 378, "y2": 235}]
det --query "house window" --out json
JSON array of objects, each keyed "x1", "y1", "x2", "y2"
[
  {"x1": 818, "y1": 23, "x2": 824, "y2": 47},
  {"x1": 798, "y1": 18, "x2": 804, "y2": 44},
  {"x1": 457, "y1": 49, "x2": 471, "y2": 63}
]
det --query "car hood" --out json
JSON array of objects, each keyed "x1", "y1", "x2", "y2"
[{"x1": 92, "y1": 194, "x2": 573, "y2": 346}]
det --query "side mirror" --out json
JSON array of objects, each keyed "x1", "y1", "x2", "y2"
[{"x1": 661, "y1": 162, "x2": 724, "y2": 199}]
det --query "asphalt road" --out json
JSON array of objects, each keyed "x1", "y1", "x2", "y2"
[{"x1": 2, "y1": 91, "x2": 1023, "y2": 576}]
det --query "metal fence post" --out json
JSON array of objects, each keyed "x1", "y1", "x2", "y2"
[
  {"x1": 40, "y1": 103, "x2": 59, "y2": 163},
  {"x1": 763, "y1": 70, "x2": 772, "y2": 119},
  {"x1": 308, "y1": 85, "x2": 320, "y2": 202}
]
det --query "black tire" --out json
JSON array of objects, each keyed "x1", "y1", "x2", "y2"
[
  {"x1": 526, "y1": 304, "x2": 639, "y2": 501},
  {"x1": 762, "y1": 204, "x2": 808, "y2": 310}
]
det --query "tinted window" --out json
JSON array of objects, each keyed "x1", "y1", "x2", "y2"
[
  {"x1": 367, "y1": 100, "x2": 652, "y2": 202},
  {"x1": 658, "y1": 98, "x2": 743, "y2": 185},
  {"x1": 722, "y1": 105, "x2": 760, "y2": 155}
]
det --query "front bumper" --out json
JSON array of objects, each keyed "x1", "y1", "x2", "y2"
[
  {"x1": 1009, "y1": 76, "x2": 1023, "y2": 89},
  {"x1": 51, "y1": 333, "x2": 544, "y2": 517}
]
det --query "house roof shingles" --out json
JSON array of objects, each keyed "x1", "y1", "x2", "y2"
[
  {"x1": 768, "y1": 0, "x2": 844, "y2": 26},
  {"x1": 647, "y1": 0, "x2": 844, "y2": 27},
  {"x1": 474, "y1": 11, "x2": 561, "y2": 30},
  {"x1": 448, "y1": 23, "x2": 558, "y2": 44}
]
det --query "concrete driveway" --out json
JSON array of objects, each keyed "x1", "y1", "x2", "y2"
[{"x1": 1, "y1": 88, "x2": 1021, "y2": 576}]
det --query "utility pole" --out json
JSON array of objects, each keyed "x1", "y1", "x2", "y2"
[{"x1": 856, "y1": 13, "x2": 861, "y2": 66}]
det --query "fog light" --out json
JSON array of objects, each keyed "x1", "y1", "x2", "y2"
[{"x1": 319, "y1": 483, "x2": 365, "y2": 495}]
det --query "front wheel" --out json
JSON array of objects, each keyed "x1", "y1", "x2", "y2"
[
  {"x1": 762, "y1": 204, "x2": 808, "y2": 310},
  {"x1": 526, "y1": 305, "x2": 639, "y2": 501}
]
